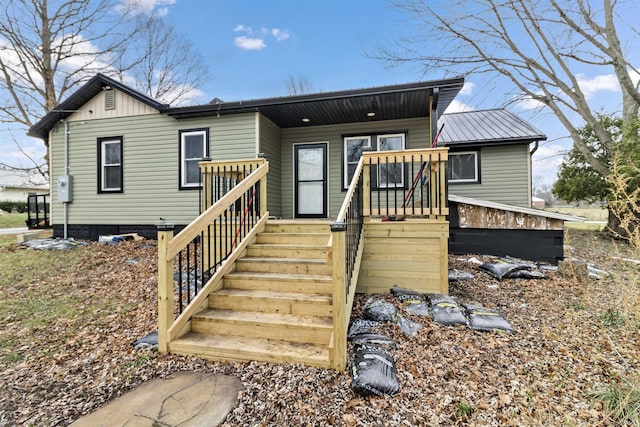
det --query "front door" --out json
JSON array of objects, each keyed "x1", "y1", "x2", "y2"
[{"x1": 294, "y1": 143, "x2": 327, "y2": 218}]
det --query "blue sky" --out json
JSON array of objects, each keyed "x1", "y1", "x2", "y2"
[{"x1": 3, "y1": 0, "x2": 637, "y2": 188}]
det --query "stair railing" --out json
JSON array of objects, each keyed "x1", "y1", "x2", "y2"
[
  {"x1": 330, "y1": 157, "x2": 365, "y2": 370},
  {"x1": 157, "y1": 159, "x2": 269, "y2": 353}
]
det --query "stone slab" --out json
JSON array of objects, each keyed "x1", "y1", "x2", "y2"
[{"x1": 70, "y1": 372, "x2": 243, "y2": 427}]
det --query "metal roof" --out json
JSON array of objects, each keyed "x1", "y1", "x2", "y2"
[
  {"x1": 0, "y1": 166, "x2": 48, "y2": 190},
  {"x1": 165, "y1": 78, "x2": 464, "y2": 128},
  {"x1": 438, "y1": 108, "x2": 546, "y2": 147},
  {"x1": 28, "y1": 73, "x2": 169, "y2": 141}
]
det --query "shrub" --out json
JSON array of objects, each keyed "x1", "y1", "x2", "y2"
[{"x1": 0, "y1": 201, "x2": 28, "y2": 213}]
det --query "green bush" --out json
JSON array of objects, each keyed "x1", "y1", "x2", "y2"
[{"x1": 0, "y1": 201, "x2": 28, "y2": 213}]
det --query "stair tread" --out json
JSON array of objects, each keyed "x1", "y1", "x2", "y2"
[
  {"x1": 171, "y1": 332, "x2": 331, "y2": 366},
  {"x1": 194, "y1": 308, "x2": 333, "y2": 328},
  {"x1": 250, "y1": 243, "x2": 328, "y2": 248},
  {"x1": 214, "y1": 288, "x2": 332, "y2": 302},
  {"x1": 225, "y1": 271, "x2": 332, "y2": 281},
  {"x1": 236, "y1": 256, "x2": 329, "y2": 264}
]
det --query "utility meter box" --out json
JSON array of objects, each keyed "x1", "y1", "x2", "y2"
[{"x1": 57, "y1": 175, "x2": 73, "y2": 203}]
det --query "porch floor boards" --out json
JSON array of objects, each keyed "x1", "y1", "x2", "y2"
[{"x1": 169, "y1": 220, "x2": 335, "y2": 368}]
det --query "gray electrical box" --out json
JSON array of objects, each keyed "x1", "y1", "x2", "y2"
[{"x1": 57, "y1": 175, "x2": 73, "y2": 203}]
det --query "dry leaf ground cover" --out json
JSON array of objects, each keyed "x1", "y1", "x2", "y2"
[{"x1": 0, "y1": 229, "x2": 639, "y2": 426}]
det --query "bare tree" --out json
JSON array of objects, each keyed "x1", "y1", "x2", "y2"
[
  {"x1": 286, "y1": 74, "x2": 315, "y2": 95},
  {"x1": 382, "y1": 0, "x2": 639, "y2": 176},
  {"x1": 116, "y1": 15, "x2": 209, "y2": 106},
  {"x1": 0, "y1": 0, "x2": 209, "y2": 177},
  {"x1": 381, "y1": 0, "x2": 640, "y2": 237}
]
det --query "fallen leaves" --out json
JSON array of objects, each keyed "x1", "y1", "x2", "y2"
[{"x1": 0, "y1": 231, "x2": 638, "y2": 426}]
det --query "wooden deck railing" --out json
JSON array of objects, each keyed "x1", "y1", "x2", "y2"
[
  {"x1": 362, "y1": 147, "x2": 448, "y2": 219},
  {"x1": 330, "y1": 158, "x2": 365, "y2": 370},
  {"x1": 157, "y1": 159, "x2": 269, "y2": 353}
]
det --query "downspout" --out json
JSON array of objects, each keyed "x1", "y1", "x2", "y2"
[
  {"x1": 64, "y1": 120, "x2": 69, "y2": 239},
  {"x1": 528, "y1": 141, "x2": 539, "y2": 208}
]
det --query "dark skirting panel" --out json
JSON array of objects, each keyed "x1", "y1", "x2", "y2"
[
  {"x1": 449, "y1": 227, "x2": 564, "y2": 265},
  {"x1": 52, "y1": 224, "x2": 186, "y2": 241}
]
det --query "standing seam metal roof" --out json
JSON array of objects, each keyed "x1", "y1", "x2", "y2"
[{"x1": 438, "y1": 108, "x2": 546, "y2": 146}]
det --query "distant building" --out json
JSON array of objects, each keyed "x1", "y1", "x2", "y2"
[
  {"x1": 531, "y1": 196, "x2": 545, "y2": 209},
  {"x1": 0, "y1": 166, "x2": 49, "y2": 203}
]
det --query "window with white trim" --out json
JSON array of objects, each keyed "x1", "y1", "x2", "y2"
[
  {"x1": 342, "y1": 132, "x2": 406, "y2": 189},
  {"x1": 98, "y1": 137, "x2": 123, "y2": 193},
  {"x1": 343, "y1": 136, "x2": 371, "y2": 188},
  {"x1": 179, "y1": 129, "x2": 208, "y2": 189},
  {"x1": 447, "y1": 151, "x2": 479, "y2": 183}
]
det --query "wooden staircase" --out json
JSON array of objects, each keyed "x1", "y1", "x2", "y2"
[{"x1": 169, "y1": 221, "x2": 335, "y2": 368}]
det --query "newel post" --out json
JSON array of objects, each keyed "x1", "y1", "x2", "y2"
[
  {"x1": 157, "y1": 223, "x2": 175, "y2": 354},
  {"x1": 330, "y1": 221, "x2": 347, "y2": 370}
]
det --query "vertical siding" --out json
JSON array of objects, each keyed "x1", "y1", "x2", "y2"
[
  {"x1": 49, "y1": 113, "x2": 257, "y2": 227},
  {"x1": 448, "y1": 144, "x2": 531, "y2": 207},
  {"x1": 68, "y1": 89, "x2": 160, "y2": 121},
  {"x1": 258, "y1": 116, "x2": 283, "y2": 217},
  {"x1": 280, "y1": 118, "x2": 431, "y2": 219}
]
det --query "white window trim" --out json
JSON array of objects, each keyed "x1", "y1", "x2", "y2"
[
  {"x1": 100, "y1": 138, "x2": 122, "y2": 192},
  {"x1": 449, "y1": 151, "x2": 479, "y2": 183},
  {"x1": 376, "y1": 133, "x2": 406, "y2": 188},
  {"x1": 343, "y1": 136, "x2": 371, "y2": 188},
  {"x1": 180, "y1": 129, "x2": 208, "y2": 188}
]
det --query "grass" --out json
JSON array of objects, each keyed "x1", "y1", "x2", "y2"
[
  {"x1": 547, "y1": 206, "x2": 609, "y2": 221},
  {"x1": 0, "y1": 213, "x2": 27, "y2": 228},
  {"x1": 593, "y1": 381, "x2": 640, "y2": 427}
]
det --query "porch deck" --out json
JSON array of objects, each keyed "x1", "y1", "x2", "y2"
[{"x1": 157, "y1": 149, "x2": 449, "y2": 370}]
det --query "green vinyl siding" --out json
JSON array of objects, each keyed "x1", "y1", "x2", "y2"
[
  {"x1": 448, "y1": 144, "x2": 531, "y2": 207},
  {"x1": 49, "y1": 113, "x2": 257, "y2": 227},
  {"x1": 280, "y1": 118, "x2": 431, "y2": 219},
  {"x1": 258, "y1": 116, "x2": 283, "y2": 217}
]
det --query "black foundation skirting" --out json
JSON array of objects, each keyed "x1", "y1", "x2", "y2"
[
  {"x1": 449, "y1": 227, "x2": 564, "y2": 265},
  {"x1": 52, "y1": 224, "x2": 187, "y2": 241}
]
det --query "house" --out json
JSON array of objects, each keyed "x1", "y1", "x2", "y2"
[
  {"x1": 0, "y1": 165, "x2": 48, "y2": 203},
  {"x1": 28, "y1": 73, "x2": 567, "y2": 370},
  {"x1": 438, "y1": 108, "x2": 545, "y2": 208}
]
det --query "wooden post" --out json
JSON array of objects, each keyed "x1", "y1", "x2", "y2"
[
  {"x1": 157, "y1": 223, "x2": 175, "y2": 354},
  {"x1": 362, "y1": 162, "x2": 371, "y2": 219},
  {"x1": 260, "y1": 174, "x2": 268, "y2": 218},
  {"x1": 330, "y1": 221, "x2": 347, "y2": 371}
]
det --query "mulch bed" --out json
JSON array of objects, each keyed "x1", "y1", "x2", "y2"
[{"x1": 1, "y1": 232, "x2": 639, "y2": 426}]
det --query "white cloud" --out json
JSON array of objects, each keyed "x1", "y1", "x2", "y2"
[
  {"x1": 444, "y1": 99, "x2": 474, "y2": 113},
  {"x1": 458, "y1": 81, "x2": 476, "y2": 96},
  {"x1": 116, "y1": 0, "x2": 175, "y2": 16},
  {"x1": 234, "y1": 36, "x2": 266, "y2": 51},
  {"x1": 515, "y1": 94, "x2": 546, "y2": 111},
  {"x1": 531, "y1": 142, "x2": 570, "y2": 184},
  {"x1": 233, "y1": 24, "x2": 291, "y2": 50},
  {"x1": 272, "y1": 28, "x2": 290, "y2": 41},
  {"x1": 575, "y1": 73, "x2": 619, "y2": 99}
]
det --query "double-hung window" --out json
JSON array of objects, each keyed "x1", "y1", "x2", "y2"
[
  {"x1": 342, "y1": 132, "x2": 406, "y2": 189},
  {"x1": 98, "y1": 137, "x2": 123, "y2": 193},
  {"x1": 343, "y1": 136, "x2": 371, "y2": 188},
  {"x1": 179, "y1": 128, "x2": 209, "y2": 189},
  {"x1": 447, "y1": 151, "x2": 479, "y2": 183},
  {"x1": 377, "y1": 133, "x2": 405, "y2": 188}
]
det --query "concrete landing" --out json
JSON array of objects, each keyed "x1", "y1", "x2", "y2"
[{"x1": 70, "y1": 372, "x2": 243, "y2": 427}]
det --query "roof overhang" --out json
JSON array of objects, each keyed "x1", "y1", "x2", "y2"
[{"x1": 165, "y1": 77, "x2": 465, "y2": 128}]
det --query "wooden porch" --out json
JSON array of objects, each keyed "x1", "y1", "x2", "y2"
[{"x1": 157, "y1": 148, "x2": 449, "y2": 370}]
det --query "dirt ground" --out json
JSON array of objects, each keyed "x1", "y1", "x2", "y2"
[{"x1": 1, "y1": 229, "x2": 639, "y2": 426}]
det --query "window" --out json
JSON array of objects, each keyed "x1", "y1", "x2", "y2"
[
  {"x1": 342, "y1": 132, "x2": 406, "y2": 189},
  {"x1": 343, "y1": 136, "x2": 371, "y2": 187},
  {"x1": 98, "y1": 137, "x2": 123, "y2": 193},
  {"x1": 447, "y1": 151, "x2": 479, "y2": 183},
  {"x1": 377, "y1": 134, "x2": 405, "y2": 188},
  {"x1": 179, "y1": 129, "x2": 209, "y2": 189}
]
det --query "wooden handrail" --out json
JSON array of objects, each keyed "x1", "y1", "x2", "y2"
[
  {"x1": 168, "y1": 162, "x2": 269, "y2": 259},
  {"x1": 336, "y1": 158, "x2": 363, "y2": 222},
  {"x1": 362, "y1": 147, "x2": 448, "y2": 163}
]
